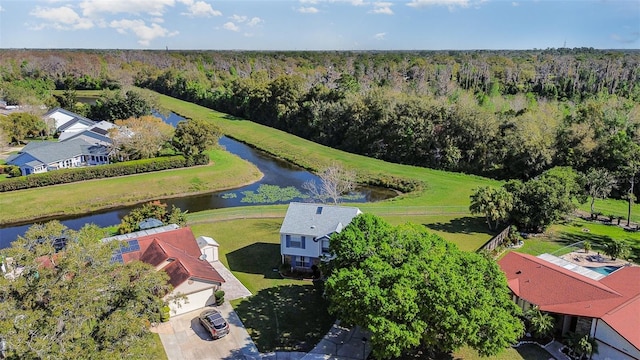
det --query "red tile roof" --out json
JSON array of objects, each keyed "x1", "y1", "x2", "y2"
[
  {"x1": 498, "y1": 252, "x2": 640, "y2": 350},
  {"x1": 120, "y1": 227, "x2": 225, "y2": 287}
]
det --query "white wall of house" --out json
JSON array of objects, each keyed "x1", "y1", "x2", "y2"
[
  {"x1": 47, "y1": 155, "x2": 84, "y2": 170},
  {"x1": 59, "y1": 123, "x2": 92, "y2": 137},
  {"x1": 280, "y1": 233, "x2": 322, "y2": 259},
  {"x1": 166, "y1": 280, "x2": 219, "y2": 316},
  {"x1": 592, "y1": 319, "x2": 640, "y2": 360}
]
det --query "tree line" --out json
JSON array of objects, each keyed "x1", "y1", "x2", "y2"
[{"x1": 2, "y1": 49, "x2": 639, "y2": 192}]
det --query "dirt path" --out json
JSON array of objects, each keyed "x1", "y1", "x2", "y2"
[{"x1": 0, "y1": 145, "x2": 24, "y2": 161}]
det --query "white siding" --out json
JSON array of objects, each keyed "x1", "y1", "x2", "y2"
[
  {"x1": 593, "y1": 319, "x2": 640, "y2": 360},
  {"x1": 280, "y1": 233, "x2": 321, "y2": 258},
  {"x1": 166, "y1": 281, "x2": 217, "y2": 316}
]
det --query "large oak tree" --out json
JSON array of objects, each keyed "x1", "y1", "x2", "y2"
[
  {"x1": 0, "y1": 222, "x2": 171, "y2": 359},
  {"x1": 324, "y1": 214, "x2": 523, "y2": 359}
]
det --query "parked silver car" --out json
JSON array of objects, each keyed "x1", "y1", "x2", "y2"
[{"x1": 198, "y1": 309, "x2": 230, "y2": 339}]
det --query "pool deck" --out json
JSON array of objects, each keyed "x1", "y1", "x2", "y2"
[{"x1": 559, "y1": 251, "x2": 631, "y2": 268}]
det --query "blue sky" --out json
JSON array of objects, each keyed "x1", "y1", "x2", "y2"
[{"x1": 0, "y1": 0, "x2": 638, "y2": 50}]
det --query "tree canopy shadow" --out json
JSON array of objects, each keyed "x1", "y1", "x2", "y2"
[
  {"x1": 225, "y1": 242, "x2": 282, "y2": 279},
  {"x1": 425, "y1": 216, "x2": 496, "y2": 236},
  {"x1": 233, "y1": 283, "x2": 334, "y2": 353}
]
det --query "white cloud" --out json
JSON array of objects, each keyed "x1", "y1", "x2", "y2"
[
  {"x1": 247, "y1": 17, "x2": 263, "y2": 26},
  {"x1": 110, "y1": 19, "x2": 177, "y2": 46},
  {"x1": 80, "y1": 0, "x2": 175, "y2": 17},
  {"x1": 230, "y1": 14, "x2": 248, "y2": 22},
  {"x1": 179, "y1": 0, "x2": 221, "y2": 17},
  {"x1": 223, "y1": 22, "x2": 240, "y2": 32},
  {"x1": 407, "y1": 0, "x2": 471, "y2": 8},
  {"x1": 30, "y1": 6, "x2": 94, "y2": 30},
  {"x1": 0, "y1": 6, "x2": 4, "y2": 12},
  {"x1": 374, "y1": 32, "x2": 386, "y2": 40},
  {"x1": 511, "y1": 2, "x2": 519, "y2": 6},
  {"x1": 299, "y1": 0, "x2": 318, "y2": 4},
  {"x1": 370, "y1": 2, "x2": 393, "y2": 14},
  {"x1": 298, "y1": 6, "x2": 320, "y2": 13},
  {"x1": 152, "y1": 17, "x2": 165, "y2": 23},
  {"x1": 327, "y1": 0, "x2": 366, "y2": 6}
]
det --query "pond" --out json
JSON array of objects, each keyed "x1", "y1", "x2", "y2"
[{"x1": 0, "y1": 112, "x2": 395, "y2": 248}]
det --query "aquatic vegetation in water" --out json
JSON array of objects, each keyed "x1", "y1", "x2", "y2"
[
  {"x1": 221, "y1": 193, "x2": 237, "y2": 199},
  {"x1": 241, "y1": 184, "x2": 308, "y2": 203}
]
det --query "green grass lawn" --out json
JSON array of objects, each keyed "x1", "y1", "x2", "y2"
[
  {"x1": 452, "y1": 344, "x2": 551, "y2": 360},
  {"x1": 577, "y1": 198, "x2": 640, "y2": 224},
  {"x1": 510, "y1": 217, "x2": 640, "y2": 262},
  {"x1": 190, "y1": 218, "x2": 335, "y2": 352},
  {"x1": 0, "y1": 148, "x2": 261, "y2": 224}
]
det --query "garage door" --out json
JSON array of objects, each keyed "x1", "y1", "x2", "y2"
[{"x1": 169, "y1": 289, "x2": 215, "y2": 316}]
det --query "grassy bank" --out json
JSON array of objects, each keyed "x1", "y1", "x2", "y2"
[{"x1": 0, "y1": 149, "x2": 261, "y2": 224}]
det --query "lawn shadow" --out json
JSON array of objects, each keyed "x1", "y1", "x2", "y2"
[
  {"x1": 425, "y1": 216, "x2": 496, "y2": 236},
  {"x1": 233, "y1": 283, "x2": 334, "y2": 353},
  {"x1": 226, "y1": 242, "x2": 282, "y2": 279}
]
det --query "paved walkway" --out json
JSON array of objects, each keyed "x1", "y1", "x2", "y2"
[
  {"x1": 210, "y1": 260, "x2": 252, "y2": 301},
  {"x1": 543, "y1": 340, "x2": 570, "y2": 360}
]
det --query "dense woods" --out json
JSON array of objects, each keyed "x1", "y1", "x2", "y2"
[{"x1": 1, "y1": 49, "x2": 639, "y2": 191}]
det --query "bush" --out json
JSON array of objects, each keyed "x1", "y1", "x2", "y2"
[
  {"x1": 160, "y1": 305, "x2": 171, "y2": 322},
  {"x1": 214, "y1": 290, "x2": 225, "y2": 306},
  {"x1": 0, "y1": 165, "x2": 22, "y2": 177},
  {"x1": 0, "y1": 155, "x2": 191, "y2": 192}
]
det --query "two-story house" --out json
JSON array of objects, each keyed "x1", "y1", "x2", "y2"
[{"x1": 279, "y1": 202, "x2": 361, "y2": 270}]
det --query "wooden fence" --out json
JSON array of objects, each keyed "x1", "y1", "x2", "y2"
[{"x1": 477, "y1": 226, "x2": 510, "y2": 253}]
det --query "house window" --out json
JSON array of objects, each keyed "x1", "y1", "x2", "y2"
[
  {"x1": 290, "y1": 236, "x2": 302, "y2": 248},
  {"x1": 322, "y1": 239, "x2": 330, "y2": 253},
  {"x1": 295, "y1": 256, "x2": 308, "y2": 268}
]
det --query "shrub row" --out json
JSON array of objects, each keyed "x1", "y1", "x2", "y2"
[
  {"x1": 364, "y1": 174, "x2": 424, "y2": 194},
  {"x1": 0, "y1": 154, "x2": 209, "y2": 192}
]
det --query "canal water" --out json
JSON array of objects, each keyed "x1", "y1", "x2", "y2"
[{"x1": 0, "y1": 112, "x2": 394, "y2": 248}]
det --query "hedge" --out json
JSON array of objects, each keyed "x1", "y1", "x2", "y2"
[{"x1": 0, "y1": 154, "x2": 209, "y2": 192}]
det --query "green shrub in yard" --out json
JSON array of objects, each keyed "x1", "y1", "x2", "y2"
[
  {"x1": 160, "y1": 305, "x2": 171, "y2": 322},
  {"x1": 215, "y1": 290, "x2": 225, "y2": 306},
  {"x1": 0, "y1": 155, "x2": 196, "y2": 192}
]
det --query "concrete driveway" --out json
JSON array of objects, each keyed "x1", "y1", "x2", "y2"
[{"x1": 155, "y1": 302, "x2": 260, "y2": 360}]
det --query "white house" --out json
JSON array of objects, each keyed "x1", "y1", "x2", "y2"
[
  {"x1": 103, "y1": 225, "x2": 226, "y2": 316},
  {"x1": 43, "y1": 107, "x2": 96, "y2": 138},
  {"x1": 6, "y1": 138, "x2": 110, "y2": 176},
  {"x1": 279, "y1": 202, "x2": 361, "y2": 269},
  {"x1": 499, "y1": 252, "x2": 640, "y2": 360}
]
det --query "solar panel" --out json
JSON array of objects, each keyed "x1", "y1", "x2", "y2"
[
  {"x1": 115, "y1": 239, "x2": 140, "y2": 254},
  {"x1": 128, "y1": 239, "x2": 140, "y2": 252},
  {"x1": 110, "y1": 253, "x2": 124, "y2": 264},
  {"x1": 110, "y1": 239, "x2": 140, "y2": 263}
]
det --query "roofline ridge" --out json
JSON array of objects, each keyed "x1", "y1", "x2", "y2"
[
  {"x1": 605, "y1": 293, "x2": 640, "y2": 315},
  {"x1": 518, "y1": 252, "x2": 622, "y2": 296}
]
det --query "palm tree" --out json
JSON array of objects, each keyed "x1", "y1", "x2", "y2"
[
  {"x1": 603, "y1": 240, "x2": 630, "y2": 260},
  {"x1": 524, "y1": 306, "x2": 554, "y2": 339}
]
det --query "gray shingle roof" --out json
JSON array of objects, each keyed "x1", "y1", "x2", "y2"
[
  {"x1": 10, "y1": 139, "x2": 107, "y2": 165},
  {"x1": 279, "y1": 202, "x2": 362, "y2": 237}
]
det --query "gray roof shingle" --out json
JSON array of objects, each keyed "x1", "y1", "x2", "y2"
[{"x1": 279, "y1": 202, "x2": 362, "y2": 237}]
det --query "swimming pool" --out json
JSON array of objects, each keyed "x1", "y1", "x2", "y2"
[{"x1": 586, "y1": 266, "x2": 621, "y2": 275}]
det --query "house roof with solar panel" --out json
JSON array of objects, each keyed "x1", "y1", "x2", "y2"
[{"x1": 103, "y1": 225, "x2": 226, "y2": 314}]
